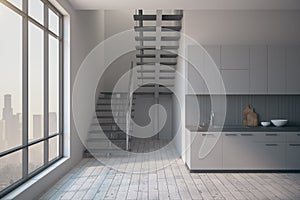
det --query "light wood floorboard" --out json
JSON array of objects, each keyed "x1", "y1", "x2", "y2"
[{"x1": 41, "y1": 139, "x2": 300, "y2": 200}]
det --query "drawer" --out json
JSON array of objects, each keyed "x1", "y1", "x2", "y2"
[
  {"x1": 254, "y1": 132, "x2": 286, "y2": 142},
  {"x1": 255, "y1": 142, "x2": 286, "y2": 169},
  {"x1": 286, "y1": 143, "x2": 300, "y2": 170},
  {"x1": 286, "y1": 132, "x2": 300, "y2": 142}
]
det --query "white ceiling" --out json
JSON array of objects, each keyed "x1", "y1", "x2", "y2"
[{"x1": 68, "y1": 0, "x2": 300, "y2": 10}]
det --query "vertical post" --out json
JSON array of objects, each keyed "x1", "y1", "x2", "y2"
[
  {"x1": 138, "y1": 10, "x2": 144, "y2": 85},
  {"x1": 44, "y1": 3, "x2": 49, "y2": 165},
  {"x1": 22, "y1": 0, "x2": 29, "y2": 178},
  {"x1": 154, "y1": 10, "x2": 162, "y2": 139},
  {"x1": 59, "y1": 12, "x2": 64, "y2": 157}
]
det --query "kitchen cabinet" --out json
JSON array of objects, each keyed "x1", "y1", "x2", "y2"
[
  {"x1": 249, "y1": 46, "x2": 268, "y2": 94},
  {"x1": 223, "y1": 133, "x2": 261, "y2": 169},
  {"x1": 221, "y1": 70, "x2": 249, "y2": 94},
  {"x1": 203, "y1": 45, "x2": 221, "y2": 68},
  {"x1": 221, "y1": 46, "x2": 249, "y2": 69},
  {"x1": 286, "y1": 46, "x2": 300, "y2": 94},
  {"x1": 268, "y1": 46, "x2": 286, "y2": 94},
  {"x1": 187, "y1": 45, "x2": 206, "y2": 94},
  {"x1": 286, "y1": 132, "x2": 300, "y2": 169},
  {"x1": 255, "y1": 142, "x2": 286, "y2": 169},
  {"x1": 286, "y1": 143, "x2": 300, "y2": 170},
  {"x1": 186, "y1": 45, "x2": 300, "y2": 95},
  {"x1": 186, "y1": 131, "x2": 300, "y2": 171},
  {"x1": 203, "y1": 45, "x2": 222, "y2": 94},
  {"x1": 186, "y1": 131, "x2": 222, "y2": 170}
]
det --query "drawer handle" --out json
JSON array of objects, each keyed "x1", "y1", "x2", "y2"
[
  {"x1": 202, "y1": 133, "x2": 215, "y2": 137},
  {"x1": 289, "y1": 144, "x2": 300, "y2": 147},
  {"x1": 265, "y1": 144, "x2": 278, "y2": 146},
  {"x1": 241, "y1": 134, "x2": 253, "y2": 136},
  {"x1": 266, "y1": 134, "x2": 278, "y2": 136},
  {"x1": 225, "y1": 134, "x2": 238, "y2": 136},
  {"x1": 297, "y1": 134, "x2": 300, "y2": 136}
]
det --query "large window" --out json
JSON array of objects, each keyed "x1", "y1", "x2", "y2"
[{"x1": 0, "y1": 0, "x2": 63, "y2": 197}]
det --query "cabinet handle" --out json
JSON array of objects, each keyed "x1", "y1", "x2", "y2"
[
  {"x1": 241, "y1": 133, "x2": 253, "y2": 136},
  {"x1": 297, "y1": 134, "x2": 300, "y2": 136},
  {"x1": 265, "y1": 134, "x2": 278, "y2": 136},
  {"x1": 202, "y1": 133, "x2": 215, "y2": 137},
  {"x1": 265, "y1": 144, "x2": 278, "y2": 146},
  {"x1": 225, "y1": 133, "x2": 238, "y2": 136},
  {"x1": 289, "y1": 144, "x2": 300, "y2": 147}
]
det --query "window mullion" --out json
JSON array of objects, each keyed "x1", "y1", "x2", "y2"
[
  {"x1": 44, "y1": 4, "x2": 49, "y2": 165},
  {"x1": 59, "y1": 15, "x2": 64, "y2": 157},
  {"x1": 22, "y1": 0, "x2": 29, "y2": 179}
]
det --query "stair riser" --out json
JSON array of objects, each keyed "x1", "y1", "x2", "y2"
[
  {"x1": 84, "y1": 151, "x2": 129, "y2": 158},
  {"x1": 96, "y1": 105, "x2": 127, "y2": 110},
  {"x1": 87, "y1": 141, "x2": 126, "y2": 149}
]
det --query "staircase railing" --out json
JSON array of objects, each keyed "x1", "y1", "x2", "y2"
[{"x1": 126, "y1": 61, "x2": 134, "y2": 151}]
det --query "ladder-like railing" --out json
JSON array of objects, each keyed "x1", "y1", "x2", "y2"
[{"x1": 126, "y1": 61, "x2": 134, "y2": 151}]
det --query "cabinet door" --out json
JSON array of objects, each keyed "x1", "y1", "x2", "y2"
[
  {"x1": 223, "y1": 133, "x2": 260, "y2": 169},
  {"x1": 286, "y1": 46, "x2": 300, "y2": 94},
  {"x1": 221, "y1": 70, "x2": 249, "y2": 94},
  {"x1": 187, "y1": 45, "x2": 206, "y2": 94},
  {"x1": 221, "y1": 45, "x2": 249, "y2": 69},
  {"x1": 255, "y1": 142, "x2": 286, "y2": 169},
  {"x1": 286, "y1": 132, "x2": 300, "y2": 143},
  {"x1": 268, "y1": 46, "x2": 286, "y2": 94},
  {"x1": 250, "y1": 46, "x2": 268, "y2": 94},
  {"x1": 190, "y1": 132, "x2": 222, "y2": 170},
  {"x1": 286, "y1": 143, "x2": 300, "y2": 170},
  {"x1": 203, "y1": 45, "x2": 222, "y2": 94}
]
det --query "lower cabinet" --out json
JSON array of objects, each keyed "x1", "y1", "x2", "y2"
[
  {"x1": 286, "y1": 143, "x2": 300, "y2": 169},
  {"x1": 286, "y1": 132, "x2": 300, "y2": 169},
  {"x1": 186, "y1": 131, "x2": 300, "y2": 170},
  {"x1": 186, "y1": 132, "x2": 222, "y2": 170},
  {"x1": 223, "y1": 133, "x2": 261, "y2": 169},
  {"x1": 254, "y1": 142, "x2": 286, "y2": 169}
]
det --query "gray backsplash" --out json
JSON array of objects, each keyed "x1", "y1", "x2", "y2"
[{"x1": 186, "y1": 95, "x2": 300, "y2": 126}]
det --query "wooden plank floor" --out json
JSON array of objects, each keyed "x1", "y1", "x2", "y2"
[{"x1": 41, "y1": 139, "x2": 300, "y2": 200}]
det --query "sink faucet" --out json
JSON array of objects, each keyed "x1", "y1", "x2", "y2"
[{"x1": 209, "y1": 111, "x2": 215, "y2": 126}]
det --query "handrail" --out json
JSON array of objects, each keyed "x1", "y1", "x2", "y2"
[{"x1": 126, "y1": 61, "x2": 134, "y2": 151}]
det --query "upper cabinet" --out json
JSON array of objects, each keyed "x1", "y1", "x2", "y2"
[
  {"x1": 286, "y1": 46, "x2": 300, "y2": 94},
  {"x1": 268, "y1": 46, "x2": 286, "y2": 94},
  {"x1": 250, "y1": 46, "x2": 268, "y2": 94},
  {"x1": 221, "y1": 45, "x2": 249, "y2": 70},
  {"x1": 222, "y1": 70, "x2": 249, "y2": 94},
  {"x1": 186, "y1": 45, "x2": 300, "y2": 95},
  {"x1": 187, "y1": 45, "x2": 205, "y2": 94}
]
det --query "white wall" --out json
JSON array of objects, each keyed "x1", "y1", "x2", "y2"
[
  {"x1": 8, "y1": 1, "x2": 106, "y2": 199},
  {"x1": 184, "y1": 10, "x2": 300, "y2": 45}
]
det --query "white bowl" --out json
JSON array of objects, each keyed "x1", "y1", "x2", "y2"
[
  {"x1": 261, "y1": 122, "x2": 270, "y2": 127},
  {"x1": 271, "y1": 119, "x2": 288, "y2": 127}
]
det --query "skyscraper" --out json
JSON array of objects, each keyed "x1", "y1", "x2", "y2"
[
  {"x1": 2, "y1": 95, "x2": 13, "y2": 120},
  {"x1": 49, "y1": 112, "x2": 57, "y2": 134},
  {"x1": 1, "y1": 95, "x2": 22, "y2": 148},
  {"x1": 32, "y1": 115, "x2": 43, "y2": 139}
]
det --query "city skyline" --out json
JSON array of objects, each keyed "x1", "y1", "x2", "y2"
[{"x1": 0, "y1": 94, "x2": 58, "y2": 151}]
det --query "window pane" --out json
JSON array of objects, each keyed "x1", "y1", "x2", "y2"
[
  {"x1": 29, "y1": 22, "x2": 44, "y2": 142},
  {"x1": 29, "y1": 0, "x2": 44, "y2": 25},
  {"x1": 49, "y1": 136, "x2": 59, "y2": 161},
  {"x1": 49, "y1": 36, "x2": 59, "y2": 135},
  {"x1": 29, "y1": 142, "x2": 44, "y2": 174},
  {"x1": 0, "y1": 150, "x2": 22, "y2": 191},
  {"x1": 49, "y1": 9, "x2": 59, "y2": 36},
  {"x1": 0, "y1": 4, "x2": 22, "y2": 152},
  {"x1": 7, "y1": 0, "x2": 22, "y2": 10}
]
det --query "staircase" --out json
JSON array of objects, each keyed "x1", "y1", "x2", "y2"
[
  {"x1": 134, "y1": 10, "x2": 183, "y2": 94},
  {"x1": 83, "y1": 10, "x2": 183, "y2": 157},
  {"x1": 84, "y1": 92, "x2": 135, "y2": 157}
]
